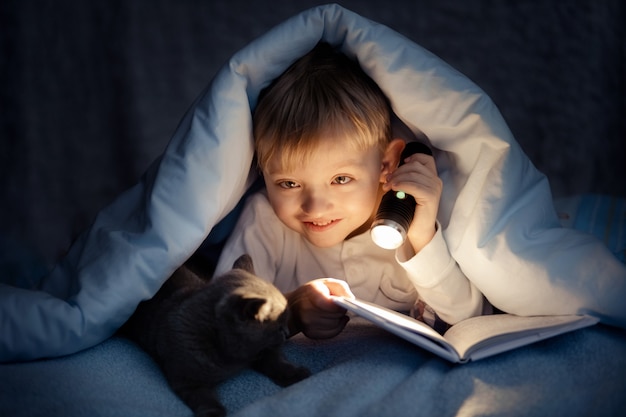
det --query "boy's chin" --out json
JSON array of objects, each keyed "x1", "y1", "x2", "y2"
[{"x1": 303, "y1": 234, "x2": 345, "y2": 249}]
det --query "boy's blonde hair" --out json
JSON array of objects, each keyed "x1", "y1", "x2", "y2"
[{"x1": 253, "y1": 42, "x2": 392, "y2": 173}]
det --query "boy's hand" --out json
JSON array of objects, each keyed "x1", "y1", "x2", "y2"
[
  {"x1": 286, "y1": 278, "x2": 354, "y2": 339},
  {"x1": 383, "y1": 152, "x2": 442, "y2": 254}
]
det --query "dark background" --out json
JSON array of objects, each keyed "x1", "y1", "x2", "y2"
[{"x1": 1, "y1": 0, "x2": 624, "y2": 265}]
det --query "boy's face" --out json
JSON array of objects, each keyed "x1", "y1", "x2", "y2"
[{"x1": 263, "y1": 136, "x2": 393, "y2": 248}]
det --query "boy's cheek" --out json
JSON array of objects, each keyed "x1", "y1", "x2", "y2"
[{"x1": 266, "y1": 190, "x2": 289, "y2": 213}]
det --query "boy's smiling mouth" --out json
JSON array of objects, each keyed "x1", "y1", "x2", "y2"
[{"x1": 304, "y1": 219, "x2": 341, "y2": 231}]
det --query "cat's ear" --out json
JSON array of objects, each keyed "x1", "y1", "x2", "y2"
[
  {"x1": 235, "y1": 297, "x2": 267, "y2": 322},
  {"x1": 233, "y1": 254, "x2": 255, "y2": 275}
]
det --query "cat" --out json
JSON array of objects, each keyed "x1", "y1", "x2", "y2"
[{"x1": 121, "y1": 254, "x2": 311, "y2": 417}]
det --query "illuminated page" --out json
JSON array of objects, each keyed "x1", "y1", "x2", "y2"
[
  {"x1": 332, "y1": 297, "x2": 598, "y2": 363},
  {"x1": 332, "y1": 297, "x2": 461, "y2": 362}
]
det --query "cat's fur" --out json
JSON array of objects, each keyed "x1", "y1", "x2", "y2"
[{"x1": 121, "y1": 255, "x2": 310, "y2": 417}]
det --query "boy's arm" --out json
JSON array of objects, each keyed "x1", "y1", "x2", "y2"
[
  {"x1": 397, "y1": 223, "x2": 486, "y2": 325},
  {"x1": 386, "y1": 150, "x2": 486, "y2": 324}
]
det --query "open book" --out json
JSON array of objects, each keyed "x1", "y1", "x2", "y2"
[{"x1": 332, "y1": 297, "x2": 598, "y2": 363}]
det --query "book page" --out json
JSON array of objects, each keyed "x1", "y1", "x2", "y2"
[
  {"x1": 443, "y1": 314, "x2": 599, "y2": 361},
  {"x1": 332, "y1": 297, "x2": 461, "y2": 362},
  {"x1": 332, "y1": 297, "x2": 598, "y2": 363}
]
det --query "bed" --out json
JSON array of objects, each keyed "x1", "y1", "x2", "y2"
[
  {"x1": 1, "y1": 3, "x2": 625, "y2": 416},
  {"x1": 1, "y1": 315, "x2": 625, "y2": 417}
]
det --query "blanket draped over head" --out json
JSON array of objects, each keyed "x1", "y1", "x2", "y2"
[{"x1": 1, "y1": 4, "x2": 624, "y2": 362}]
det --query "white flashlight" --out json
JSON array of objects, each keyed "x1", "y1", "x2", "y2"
[{"x1": 371, "y1": 142, "x2": 432, "y2": 250}]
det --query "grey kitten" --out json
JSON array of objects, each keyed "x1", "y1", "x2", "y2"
[{"x1": 121, "y1": 254, "x2": 310, "y2": 417}]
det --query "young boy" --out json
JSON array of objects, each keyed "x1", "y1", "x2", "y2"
[{"x1": 214, "y1": 42, "x2": 486, "y2": 339}]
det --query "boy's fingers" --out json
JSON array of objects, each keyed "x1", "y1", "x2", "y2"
[
  {"x1": 310, "y1": 278, "x2": 354, "y2": 299},
  {"x1": 320, "y1": 278, "x2": 355, "y2": 298},
  {"x1": 405, "y1": 153, "x2": 436, "y2": 171},
  {"x1": 309, "y1": 279, "x2": 352, "y2": 312}
]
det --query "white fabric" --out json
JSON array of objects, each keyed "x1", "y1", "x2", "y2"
[
  {"x1": 1, "y1": 3, "x2": 624, "y2": 362},
  {"x1": 214, "y1": 192, "x2": 485, "y2": 324}
]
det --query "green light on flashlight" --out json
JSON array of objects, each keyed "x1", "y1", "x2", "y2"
[{"x1": 395, "y1": 191, "x2": 406, "y2": 200}]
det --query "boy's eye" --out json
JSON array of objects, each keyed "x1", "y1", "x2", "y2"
[
  {"x1": 333, "y1": 176, "x2": 352, "y2": 185},
  {"x1": 278, "y1": 180, "x2": 299, "y2": 189}
]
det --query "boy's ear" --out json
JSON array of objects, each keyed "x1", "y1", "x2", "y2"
[{"x1": 380, "y1": 139, "x2": 406, "y2": 182}]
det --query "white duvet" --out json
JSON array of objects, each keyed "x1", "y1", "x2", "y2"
[{"x1": 1, "y1": 4, "x2": 624, "y2": 362}]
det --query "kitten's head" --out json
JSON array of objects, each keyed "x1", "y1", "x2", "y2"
[{"x1": 212, "y1": 255, "x2": 290, "y2": 358}]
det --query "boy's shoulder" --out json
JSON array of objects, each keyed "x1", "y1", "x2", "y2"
[
  {"x1": 238, "y1": 189, "x2": 279, "y2": 226},
  {"x1": 244, "y1": 189, "x2": 271, "y2": 211}
]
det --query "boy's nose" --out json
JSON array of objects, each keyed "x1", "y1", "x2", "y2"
[{"x1": 301, "y1": 190, "x2": 332, "y2": 217}]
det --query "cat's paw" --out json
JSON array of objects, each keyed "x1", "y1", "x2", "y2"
[
  {"x1": 176, "y1": 385, "x2": 226, "y2": 417},
  {"x1": 272, "y1": 365, "x2": 311, "y2": 387},
  {"x1": 195, "y1": 403, "x2": 226, "y2": 417}
]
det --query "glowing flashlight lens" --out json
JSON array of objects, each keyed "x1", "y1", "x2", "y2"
[{"x1": 370, "y1": 222, "x2": 405, "y2": 250}]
